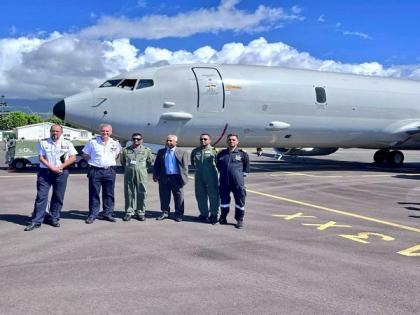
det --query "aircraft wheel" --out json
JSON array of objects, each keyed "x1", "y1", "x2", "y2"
[
  {"x1": 373, "y1": 150, "x2": 388, "y2": 163},
  {"x1": 78, "y1": 160, "x2": 89, "y2": 169},
  {"x1": 12, "y1": 159, "x2": 27, "y2": 170},
  {"x1": 387, "y1": 150, "x2": 404, "y2": 165}
]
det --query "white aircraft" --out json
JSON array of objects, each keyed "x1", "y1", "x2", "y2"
[{"x1": 53, "y1": 64, "x2": 420, "y2": 165}]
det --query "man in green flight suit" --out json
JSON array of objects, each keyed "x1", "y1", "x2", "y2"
[
  {"x1": 120, "y1": 133, "x2": 153, "y2": 221},
  {"x1": 190, "y1": 133, "x2": 220, "y2": 224}
]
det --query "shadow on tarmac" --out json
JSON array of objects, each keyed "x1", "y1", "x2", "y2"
[{"x1": 0, "y1": 210, "x2": 219, "y2": 226}]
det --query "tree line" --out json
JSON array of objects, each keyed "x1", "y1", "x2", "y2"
[{"x1": 0, "y1": 111, "x2": 70, "y2": 130}]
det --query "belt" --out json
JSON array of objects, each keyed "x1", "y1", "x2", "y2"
[{"x1": 90, "y1": 165, "x2": 115, "y2": 170}]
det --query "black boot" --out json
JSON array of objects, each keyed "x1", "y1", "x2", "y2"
[{"x1": 219, "y1": 208, "x2": 229, "y2": 224}]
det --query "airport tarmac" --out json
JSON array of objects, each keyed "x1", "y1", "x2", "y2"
[{"x1": 0, "y1": 148, "x2": 419, "y2": 314}]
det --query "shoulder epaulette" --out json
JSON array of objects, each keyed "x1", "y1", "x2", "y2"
[{"x1": 239, "y1": 149, "x2": 247, "y2": 153}]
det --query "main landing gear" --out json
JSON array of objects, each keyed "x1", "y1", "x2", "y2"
[{"x1": 373, "y1": 149, "x2": 404, "y2": 165}]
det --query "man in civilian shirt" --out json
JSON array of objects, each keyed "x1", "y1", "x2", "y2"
[
  {"x1": 153, "y1": 134, "x2": 189, "y2": 222},
  {"x1": 82, "y1": 123, "x2": 122, "y2": 224}
]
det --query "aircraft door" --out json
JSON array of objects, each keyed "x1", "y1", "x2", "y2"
[{"x1": 192, "y1": 67, "x2": 225, "y2": 112}]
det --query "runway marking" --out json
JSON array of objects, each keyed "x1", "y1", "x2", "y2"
[
  {"x1": 397, "y1": 244, "x2": 420, "y2": 257},
  {"x1": 338, "y1": 232, "x2": 395, "y2": 244},
  {"x1": 302, "y1": 221, "x2": 352, "y2": 231},
  {"x1": 248, "y1": 189, "x2": 420, "y2": 234}
]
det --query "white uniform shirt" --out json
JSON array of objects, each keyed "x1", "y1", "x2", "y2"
[
  {"x1": 82, "y1": 136, "x2": 121, "y2": 168},
  {"x1": 38, "y1": 137, "x2": 77, "y2": 169}
]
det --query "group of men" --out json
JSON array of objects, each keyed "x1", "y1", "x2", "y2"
[{"x1": 24, "y1": 123, "x2": 250, "y2": 232}]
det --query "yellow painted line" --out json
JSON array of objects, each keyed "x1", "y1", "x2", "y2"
[
  {"x1": 270, "y1": 172, "x2": 420, "y2": 178},
  {"x1": 248, "y1": 189, "x2": 420, "y2": 234}
]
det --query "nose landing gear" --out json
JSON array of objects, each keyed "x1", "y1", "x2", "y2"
[{"x1": 373, "y1": 149, "x2": 404, "y2": 165}]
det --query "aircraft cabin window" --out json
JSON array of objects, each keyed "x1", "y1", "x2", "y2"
[
  {"x1": 117, "y1": 79, "x2": 137, "y2": 90},
  {"x1": 315, "y1": 87, "x2": 327, "y2": 103},
  {"x1": 99, "y1": 79, "x2": 122, "y2": 88},
  {"x1": 136, "y1": 79, "x2": 154, "y2": 89}
]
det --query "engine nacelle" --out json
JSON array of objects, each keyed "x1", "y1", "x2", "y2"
[{"x1": 273, "y1": 147, "x2": 339, "y2": 156}]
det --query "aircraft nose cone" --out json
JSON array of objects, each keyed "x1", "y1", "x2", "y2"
[{"x1": 53, "y1": 99, "x2": 65, "y2": 120}]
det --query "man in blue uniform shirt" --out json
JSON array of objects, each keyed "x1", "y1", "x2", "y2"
[
  {"x1": 216, "y1": 134, "x2": 250, "y2": 229},
  {"x1": 25, "y1": 124, "x2": 77, "y2": 231},
  {"x1": 83, "y1": 123, "x2": 122, "y2": 224}
]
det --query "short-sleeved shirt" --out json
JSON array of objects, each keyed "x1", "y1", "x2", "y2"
[
  {"x1": 82, "y1": 136, "x2": 122, "y2": 168},
  {"x1": 38, "y1": 137, "x2": 77, "y2": 169}
]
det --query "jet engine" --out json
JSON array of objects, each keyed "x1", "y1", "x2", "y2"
[{"x1": 273, "y1": 147, "x2": 339, "y2": 157}]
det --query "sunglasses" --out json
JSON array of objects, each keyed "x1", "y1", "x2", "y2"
[
  {"x1": 227, "y1": 139, "x2": 237, "y2": 141},
  {"x1": 132, "y1": 138, "x2": 142, "y2": 141},
  {"x1": 200, "y1": 138, "x2": 209, "y2": 141}
]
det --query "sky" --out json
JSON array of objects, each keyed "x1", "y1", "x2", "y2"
[{"x1": 0, "y1": 0, "x2": 420, "y2": 100}]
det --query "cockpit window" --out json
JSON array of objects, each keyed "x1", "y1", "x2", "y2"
[
  {"x1": 99, "y1": 79, "x2": 122, "y2": 88},
  {"x1": 136, "y1": 79, "x2": 154, "y2": 89},
  {"x1": 117, "y1": 79, "x2": 137, "y2": 90}
]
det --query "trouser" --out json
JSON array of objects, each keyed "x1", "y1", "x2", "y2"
[
  {"x1": 124, "y1": 168, "x2": 147, "y2": 215},
  {"x1": 159, "y1": 174, "x2": 184, "y2": 216},
  {"x1": 31, "y1": 169, "x2": 69, "y2": 224},
  {"x1": 219, "y1": 183, "x2": 246, "y2": 221},
  {"x1": 88, "y1": 167, "x2": 116, "y2": 218},
  {"x1": 195, "y1": 172, "x2": 219, "y2": 216}
]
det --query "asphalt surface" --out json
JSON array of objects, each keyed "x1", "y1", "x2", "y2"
[{"x1": 0, "y1": 148, "x2": 419, "y2": 314}]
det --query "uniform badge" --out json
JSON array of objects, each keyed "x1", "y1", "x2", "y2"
[{"x1": 235, "y1": 155, "x2": 242, "y2": 161}]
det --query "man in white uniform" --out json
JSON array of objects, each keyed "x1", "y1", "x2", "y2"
[
  {"x1": 83, "y1": 123, "x2": 121, "y2": 224},
  {"x1": 25, "y1": 124, "x2": 77, "y2": 231}
]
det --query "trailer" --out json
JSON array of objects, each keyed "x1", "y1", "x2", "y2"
[{"x1": 6, "y1": 139, "x2": 88, "y2": 170}]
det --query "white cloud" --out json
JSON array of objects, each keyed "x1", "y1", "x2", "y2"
[
  {"x1": 317, "y1": 15, "x2": 325, "y2": 22},
  {"x1": 0, "y1": 35, "x2": 419, "y2": 99},
  {"x1": 341, "y1": 30, "x2": 371, "y2": 40},
  {"x1": 79, "y1": 0, "x2": 303, "y2": 39},
  {"x1": 136, "y1": 0, "x2": 148, "y2": 8}
]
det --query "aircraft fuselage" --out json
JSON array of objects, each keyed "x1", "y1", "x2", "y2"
[{"x1": 54, "y1": 64, "x2": 420, "y2": 150}]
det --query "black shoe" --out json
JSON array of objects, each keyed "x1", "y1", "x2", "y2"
[
  {"x1": 103, "y1": 215, "x2": 116, "y2": 222},
  {"x1": 209, "y1": 215, "x2": 218, "y2": 225},
  {"x1": 85, "y1": 216, "x2": 95, "y2": 224},
  {"x1": 235, "y1": 220, "x2": 244, "y2": 229},
  {"x1": 50, "y1": 219, "x2": 60, "y2": 227},
  {"x1": 123, "y1": 214, "x2": 132, "y2": 221},
  {"x1": 219, "y1": 217, "x2": 228, "y2": 225},
  {"x1": 24, "y1": 223, "x2": 41, "y2": 231},
  {"x1": 156, "y1": 212, "x2": 169, "y2": 220},
  {"x1": 174, "y1": 215, "x2": 183, "y2": 222},
  {"x1": 194, "y1": 214, "x2": 208, "y2": 222},
  {"x1": 135, "y1": 214, "x2": 146, "y2": 221}
]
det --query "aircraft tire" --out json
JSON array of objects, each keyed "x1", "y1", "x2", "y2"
[
  {"x1": 12, "y1": 159, "x2": 27, "y2": 170},
  {"x1": 373, "y1": 150, "x2": 388, "y2": 163},
  {"x1": 387, "y1": 150, "x2": 404, "y2": 165},
  {"x1": 77, "y1": 160, "x2": 89, "y2": 169}
]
